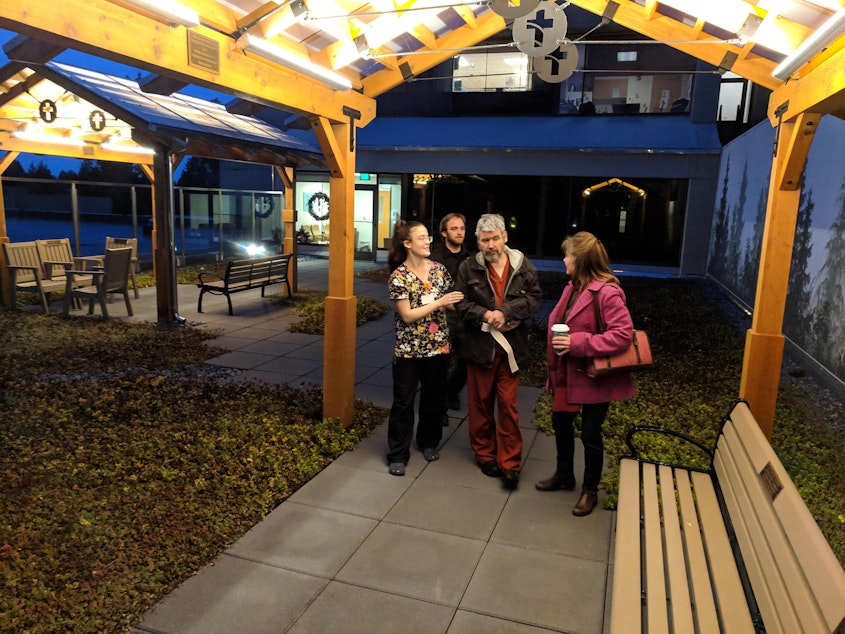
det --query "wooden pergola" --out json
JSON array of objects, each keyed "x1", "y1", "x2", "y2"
[{"x1": 1, "y1": 0, "x2": 844, "y2": 434}]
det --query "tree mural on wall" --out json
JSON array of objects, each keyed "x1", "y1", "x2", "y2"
[
  {"x1": 739, "y1": 181, "x2": 769, "y2": 302},
  {"x1": 784, "y1": 174, "x2": 815, "y2": 349},
  {"x1": 811, "y1": 177, "x2": 845, "y2": 374},
  {"x1": 723, "y1": 161, "x2": 749, "y2": 294},
  {"x1": 710, "y1": 154, "x2": 731, "y2": 281}
]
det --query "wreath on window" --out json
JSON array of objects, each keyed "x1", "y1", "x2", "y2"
[
  {"x1": 255, "y1": 195, "x2": 274, "y2": 219},
  {"x1": 306, "y1": 192, "x2": 330, "y2": 221}
]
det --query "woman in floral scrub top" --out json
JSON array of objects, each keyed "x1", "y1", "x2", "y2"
[{"x1": 385, "y1": 220, "x2": 464, "y2": 476}]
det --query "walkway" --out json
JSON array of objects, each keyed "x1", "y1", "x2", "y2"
[{"x1": 119, "y1": 256, "x2": 616, "y2": 634}]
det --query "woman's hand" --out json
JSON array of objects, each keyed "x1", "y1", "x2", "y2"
[
  {"x1": 552, "y1": 334, "x2": 571, "y2": 356},
  {"x1": 439, "y1": 291, "x2": 463, "y2": 308}
]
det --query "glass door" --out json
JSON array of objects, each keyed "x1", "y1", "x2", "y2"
[{"x1": 354, "y1": 185, "x2": 377, "y2": 261}]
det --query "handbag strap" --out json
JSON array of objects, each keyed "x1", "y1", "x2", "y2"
[{"x1": 591, "y1": 288, "x2": 606, "y2": 334}]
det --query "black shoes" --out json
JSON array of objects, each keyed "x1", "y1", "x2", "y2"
[
  {"x1": 572, "y1": 490, "x2": 598, "y2": 516},
  {"x1": 480, "y1": 460, "x2": 501, "y2": 477},
  {"x1": 501, "y1": 469, "x2": 520, "y2": 490},
  {"x1": 535, "y1": 472, "x2": 576, "y2": 491}
]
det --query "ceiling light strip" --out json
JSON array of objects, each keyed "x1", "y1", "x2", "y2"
[
  {"x1": 118, "y1": 0, "x2": 200, "y2": 28},
  {"x1": 772, "y1": 8, "x2": 845, "y2": 80},
  {"x1": 236, "y1": 34, "x2": 353, "y2": 90}
]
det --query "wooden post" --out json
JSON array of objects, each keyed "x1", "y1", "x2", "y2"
[
  {"x1": 276, "y1": 165, "x2": 298, "y2": 291},
  {"x1": 739, "y1": 114, "x2": 819, "y2": 438},
  {"x1": 151, "y1": 145, "x2": 179, "y2": 324},
  {"x1": 311, "y1": 116, "x2": 357, "y2": 426}
]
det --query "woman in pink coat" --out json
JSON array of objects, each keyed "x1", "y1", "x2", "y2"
[{"x1": 536, "y1": 232, "x2": 636, "y2": 516}]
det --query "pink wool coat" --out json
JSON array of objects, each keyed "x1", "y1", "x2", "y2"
[{"x1": 547, "y1": 279, "x2": 636, "y2": 405}]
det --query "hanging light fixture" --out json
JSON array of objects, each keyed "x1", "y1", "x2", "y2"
[
  {"x1": 772, "y1": 8, "x2": 845, "y2": 80},
  {"x1": 116, "y1": 0, "x2": 200, "y2": 28},
  {"x1": 236, "y1": 34, "x2": 353, "y2": 90}
]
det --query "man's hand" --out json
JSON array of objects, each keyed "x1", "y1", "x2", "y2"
[{"x1": 484, "y1": 309, "x2": 508, "y2": 330}]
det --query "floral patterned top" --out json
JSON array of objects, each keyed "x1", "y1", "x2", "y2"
[{"x1": 388, "y1": 260, "x2": 453, "y2": 358}]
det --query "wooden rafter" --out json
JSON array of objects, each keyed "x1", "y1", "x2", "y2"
[
  {"x1": 361, "y1": 9, "x2": 506, "y2": 97},
  {"x1": 0, "y1": 0, "x2": 376, "y2": 126}
]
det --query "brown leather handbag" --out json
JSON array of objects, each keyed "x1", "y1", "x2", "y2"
[{"x1": 587, "y1": 291, "x2": 653, "y2": 378}]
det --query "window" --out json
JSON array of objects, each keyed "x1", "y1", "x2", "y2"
[
  {"x1": 718, "y1": 72, "x2": 750, "y2": 122},
  {"x1": 452, "y1": 52, "x2": 532, "y2": 92}
]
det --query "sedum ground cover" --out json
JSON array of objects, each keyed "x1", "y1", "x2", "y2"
[
  {"x1": 0, "y1": 309, "x2": 386, "y2": 633},
  {"x1": 1, "y1": 272, "x2": 842, "y2": 632}
]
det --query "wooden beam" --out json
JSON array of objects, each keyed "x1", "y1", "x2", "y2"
[
  {"x1": 768, "y1": 44, "x2": 845, "y2": 124},
  {"x1": 0, "y1": 0, "x2": 376, "y2": 126},
  {"x1": 362, "y1": 10, "x2": 506, "y2": 97},
  {"x1": 567, "y1": 0, "x2": 783, "y2": 91},
  {"x1": 310, "y1": 116, "x2": 347, "y2": 178},
  {"x1": 739, "y1": 115, "x2": 818, "y2": 438}
]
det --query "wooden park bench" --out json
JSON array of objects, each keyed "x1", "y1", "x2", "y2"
[
  {"x1": 610, "y1": 399, "x2": 845, "y2": 634},
  {"x1": 197, "y1": 253, "x2": 292, "y2": 315}
]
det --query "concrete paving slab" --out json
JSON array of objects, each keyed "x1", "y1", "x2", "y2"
[
  {"x1": 460, "y1": 542, "x2": 607, "y2": 633},
  {"x1": 139, "y1": 554, "x2": 327, "y2": 634},
  {"x1": 289, "y1": 581, "x2": 455, "y2": 634},
  {"x1": 335, "y1": 522, "x2": 485, "y2": 605},
  {"x1": 290, "y1": 463, "x2": 414, "y2": 519},
  {"x1": 491, "y1": 489, "x2": 613, "y2": 560},
  {"x1": 448, "y1": 610, "x2": 560, "y2": 633},
  {"x1": 384, "y1": 478, "x2": 508, "y2": 540},
  {"x1": 226, "y1": 501, "x2": 378, "y2": 577}
]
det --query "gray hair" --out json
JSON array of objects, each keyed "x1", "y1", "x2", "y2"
[{"x1": 475, "y1": 213, "x2": 505, "y2": 237}]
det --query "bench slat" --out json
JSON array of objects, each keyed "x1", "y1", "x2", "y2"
[
  {"x1": 690, "y1": 470, "x2": 755, "y2": 633},
  {"x1": 642, "y1": 463, "x2": 669, "y2": 633},
  {"x1": 610, "y1": 458, "x2": 642, "y2": 634},
  {"x1": 717, "y1": 421, "x2": 827, "y2": 633},
  {"x1": 674, "y1": 469, "x2": 721, "y2": 633},
  {"x1": 658, "y1": 465, "x2": 695, "y2": 634},
  {"x1": 727, "y1": 404, "x2": 845, "y2": 633},
  {"x1": 611, "y1": 401, "x2": 845, "y2": 634}
]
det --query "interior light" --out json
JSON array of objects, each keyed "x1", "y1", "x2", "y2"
[
  {"x1": 772, "y1": 8, "x2": 845, "y2": 80},
  {"x1": 236, "y1": 34, "x2": 353, "y2": 91},
  {"x1": 617, "y1": 51, "x2": 637, "y2": 62},
  {"x1": 117, "y1": 0, "x2": 200, "y2": 28}
]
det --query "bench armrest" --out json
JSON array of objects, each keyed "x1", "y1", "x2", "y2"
[
  {"x1": 625, "y1": 426, "x2": 714, "y2": 471},
  {"x1": 198, "y1": 271, "x2": 225, "y2": 285}
]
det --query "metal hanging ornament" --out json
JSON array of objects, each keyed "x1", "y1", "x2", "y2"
[
  {"x1": 535, "y1": 41, "x2": 579, "y2": 83},
  {"x1": 512, "y1": 1, "x2": 568, "y2": 57},
  {"x1": 489, "y1": 0, "x2": 540, "y2": 19}
]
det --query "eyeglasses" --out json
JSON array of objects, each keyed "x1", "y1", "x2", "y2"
[{"x1": 416, "y1": 235, "x2": 433, "y2": 243}]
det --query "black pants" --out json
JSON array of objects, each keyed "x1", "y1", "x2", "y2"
[
  {"x1": 386, "y1": 355, "x2": 449, "y2": 464},
  {"x1": 552, "y1": 402, "x2": 610, "y2": 492}
]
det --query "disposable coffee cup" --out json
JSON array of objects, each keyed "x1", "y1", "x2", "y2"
[{"x1": 551, "y1": 323, "x2": 570, "y2": 355}]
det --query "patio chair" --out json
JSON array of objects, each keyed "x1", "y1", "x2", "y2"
[
  {"x1": 2, "y1": 240, "x2": 66, "y2": 313},
  {"x1": 62, "y1": 247, "x2": 134, "y2": 318},
  {"x1": 105, "y1": 237, "x2": 139, "y2": 298},
  {"x1": 35, "y1": 238, "x2": 94, "y2": 288}
]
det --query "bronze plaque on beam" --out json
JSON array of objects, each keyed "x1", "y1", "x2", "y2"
[{"x1": 188, "y1": 31, "x2": 220, "y2": 74}]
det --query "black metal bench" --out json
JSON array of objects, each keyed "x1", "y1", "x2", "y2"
[
  {"x1": 197, "y1": 253, "x2": 292, "y2": 315},
  {"x1": 610, "y1": 399, "x2": 845, "y2": 633}
]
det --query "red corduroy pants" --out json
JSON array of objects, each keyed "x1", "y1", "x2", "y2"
[{"x1": 466, "y1": 351, "x2": 522, "y2": 471}]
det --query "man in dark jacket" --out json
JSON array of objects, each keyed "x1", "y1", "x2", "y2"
[
  {"x1": 454, "y1": 213, "x2": 542, "y2": 489},
  {"x1": 429, "y1": 213, "x2": 473, "y2": 414}
]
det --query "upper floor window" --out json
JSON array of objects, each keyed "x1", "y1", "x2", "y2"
[
  {"x1": 718, "y1": 72, "x2": 750, "y2": 122},
  {"x1": 452, "y1": 51, "x2": 533, "y2": 92}
]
